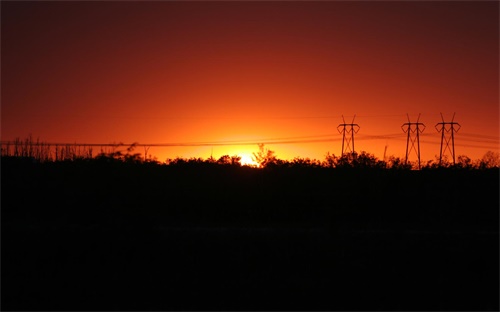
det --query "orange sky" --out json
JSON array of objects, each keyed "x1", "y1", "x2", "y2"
[{"x1": 2, "y1": 1, "x2": 499, "y2": 163}]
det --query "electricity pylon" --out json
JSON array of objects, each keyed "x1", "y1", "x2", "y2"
[
  {"x1": 337, "y1": 115, "x2": 360, "y2": 157},
  {"x1": 435, "y1": 112, "x2": 461, "y2": 165},
  {"x1": 402, "y1": 113, "x2": 425, "y2": 169}
]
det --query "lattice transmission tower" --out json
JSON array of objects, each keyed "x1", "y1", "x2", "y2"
[
  {"x1": 402, "y1": 113, "x2": 425, "y2": 169},
  {"x1": 435, "y1": 112, "x2": 461, "y2": 165},
  {"x1": 337, "y1": 115, "x2": 360, "y2": 157}
]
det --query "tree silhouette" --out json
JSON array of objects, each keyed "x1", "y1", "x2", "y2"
[
  {"x1": 252, "y1": 144, "x2": 278, "y2": 167},
  {"x1": 216, "y1": 154, "x2": 241, "y2": 166},
  {"x1": 480, "y1": 151, "x2": 500, "y2": 169}
]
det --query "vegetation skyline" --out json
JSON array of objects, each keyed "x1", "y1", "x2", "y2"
[
  {"x1": 2, "y1": 136, "x2": 499, "y2": 170},
  {"x1": 2, "y1": 135, "x2": 498, "y2": 311}
]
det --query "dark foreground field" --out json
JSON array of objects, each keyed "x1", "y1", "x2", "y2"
[{"x1": 2, "y1": 157, "x2": 499, "y2": 311}]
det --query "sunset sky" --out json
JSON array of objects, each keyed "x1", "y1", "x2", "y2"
[{"x1": 2, "y1": 1, "x2": 499, "y2": 163}]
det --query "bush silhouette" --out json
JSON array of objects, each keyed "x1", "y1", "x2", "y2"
[{"x1": 1, "y1": 146, "x2": 498, "y2": 311}]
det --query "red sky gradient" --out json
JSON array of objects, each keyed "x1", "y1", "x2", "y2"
[{"x1": 2, "y1": 1, "x2": 499, "y2": 163}]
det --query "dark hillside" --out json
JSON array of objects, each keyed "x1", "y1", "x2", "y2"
[{"x1": 2, "y1": 157, "x2": 499, "y2": 310}]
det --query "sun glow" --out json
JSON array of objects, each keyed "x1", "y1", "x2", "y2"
[{"x1": 239, "y1": 153, "x2": 259, "y2": 167}]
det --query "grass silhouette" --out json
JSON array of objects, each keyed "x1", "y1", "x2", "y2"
[{"x1": 1, "y1": 155, "x2": 499, "y2": 310}]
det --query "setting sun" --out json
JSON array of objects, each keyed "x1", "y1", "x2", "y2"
[{"x1": 239, "y1": 153, "x2": 259, "y2": 167}]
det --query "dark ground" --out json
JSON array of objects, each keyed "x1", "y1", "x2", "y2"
[{"x1": 1, "y1": 158, "x2": 499, "y2": 311}]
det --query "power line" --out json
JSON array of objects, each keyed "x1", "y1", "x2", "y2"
[
  {"x1": 3, "y1": 131, "x2": 498, "y2": 149},
  {"x1": 0, "y1": 137, "x2": 343, "y2": 148}
]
